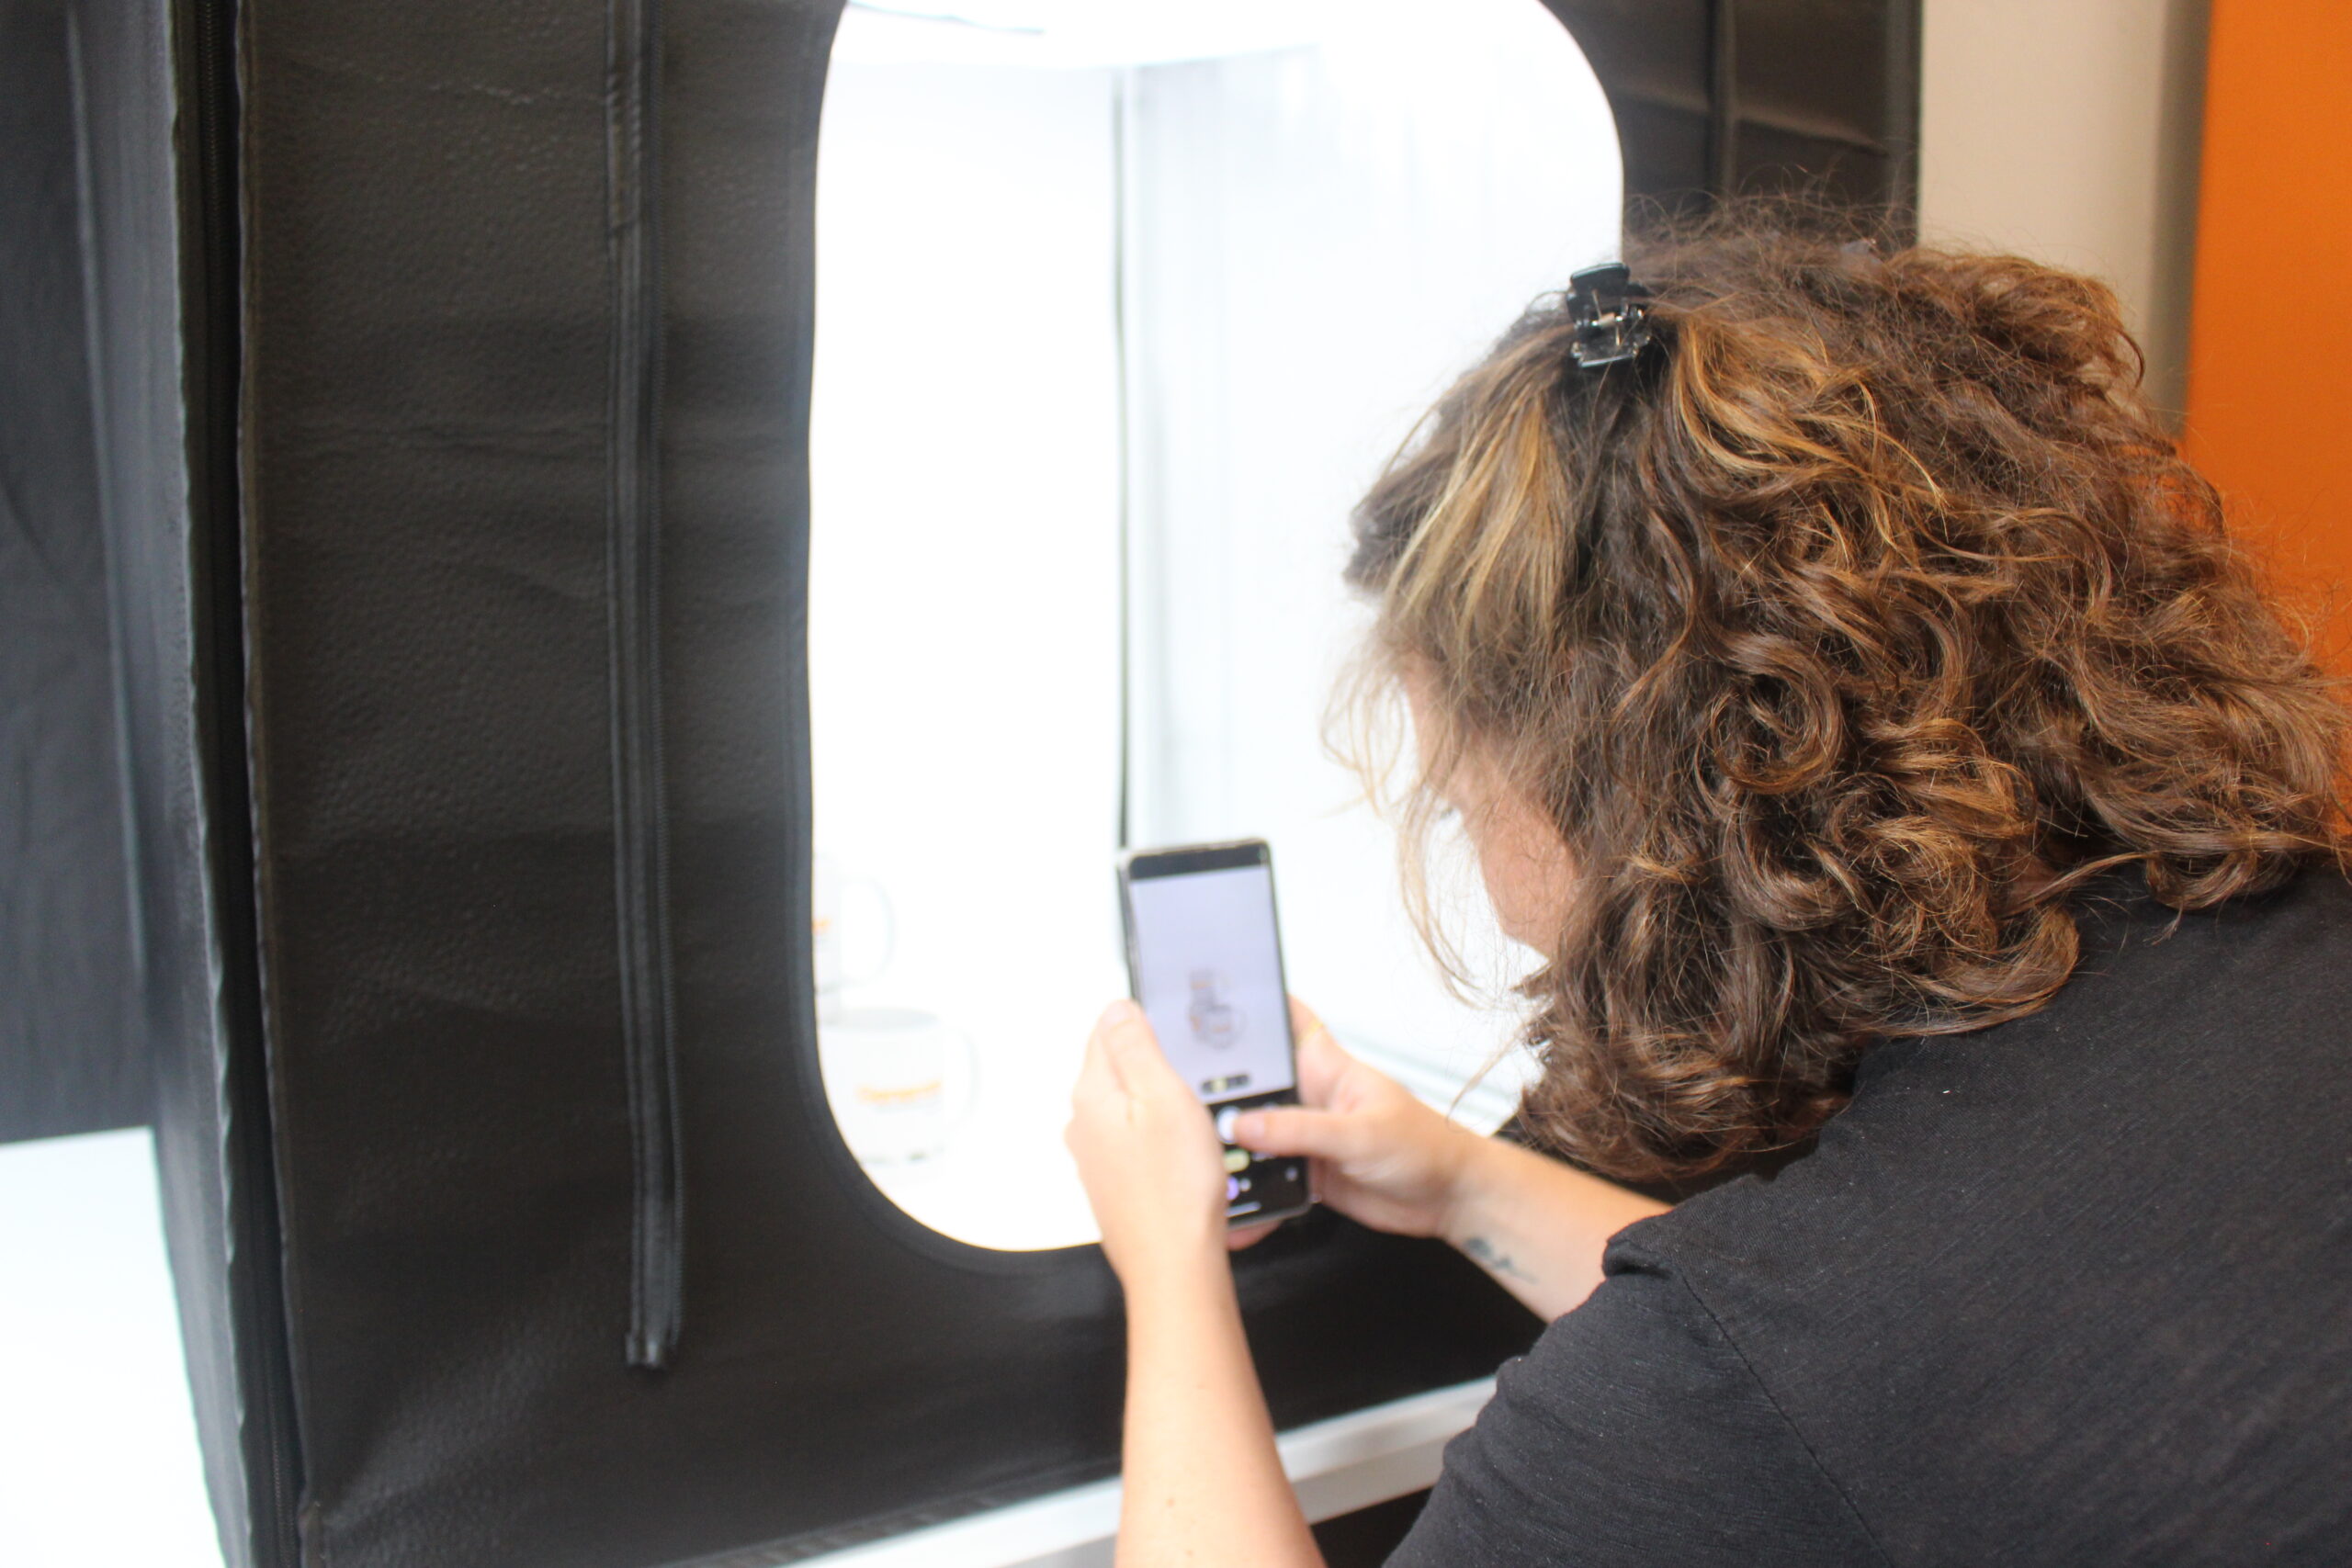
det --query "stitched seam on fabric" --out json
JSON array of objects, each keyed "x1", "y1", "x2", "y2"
[{"x1": 1668, "y1": 1269, "x2": 1899, "y2": 1567}]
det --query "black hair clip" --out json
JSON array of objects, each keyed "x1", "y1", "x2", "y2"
[{"x1": 1566, "y1": 262, "x2": 1655, "y2": 368}]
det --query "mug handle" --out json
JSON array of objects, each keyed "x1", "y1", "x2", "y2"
[
  {"x1": 839, "y1": 875, "x2": 896, "y2": 988},
  {"x1": 939, "y1": 1026, "x2": 979, "y2": 1144}
]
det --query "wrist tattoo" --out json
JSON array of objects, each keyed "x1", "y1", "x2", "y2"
[{"x1": 1464, "y1": 1235, "x2": 1539, "y2": 1286}]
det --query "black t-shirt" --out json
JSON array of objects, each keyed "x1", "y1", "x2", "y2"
[{"x1": 1393, "y1": 869, "x2": 2352, "y2": 1566}]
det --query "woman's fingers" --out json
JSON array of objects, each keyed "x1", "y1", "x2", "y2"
[
  {"x1": 1224, "y1": 1219, "x2": 1282, "y2": 1252},
  {"x1": 1071, "y1": 1040, "x2": 1107, "y2": 1111},
  {"x1": 1073, "y1": 1006, "x2": 1124, "y2": 1106},
  {"x1": 1091, "y1": 999, "x2": 1145, "y2": 1087},
  {"x1": 1096, "y1": 998, "x2": 1193, "y2": 1104}
]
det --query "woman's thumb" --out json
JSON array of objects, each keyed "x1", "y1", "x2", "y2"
[{"x1": 1231, "y1": 1104, "x2": 1368, "y2": 1162}]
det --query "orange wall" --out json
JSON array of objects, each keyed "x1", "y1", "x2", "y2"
[{"x1": 2184, "y1": 0, "x2": 2352, "y2": 660}]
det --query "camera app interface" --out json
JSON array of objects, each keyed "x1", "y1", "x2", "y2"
[{"x1": 1126, "y1": 863, "x2": 1296, "y2": 1107}]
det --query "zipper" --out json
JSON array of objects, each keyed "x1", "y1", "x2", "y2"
[{"x1": 606, "y1": 0, "x2": 684, "y2": 1372}]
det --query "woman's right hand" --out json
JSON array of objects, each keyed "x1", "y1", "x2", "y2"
[{"x1": 1227, "y1": 999, "x2": 1487, "y2": 1245}]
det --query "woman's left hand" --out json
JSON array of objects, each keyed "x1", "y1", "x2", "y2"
[{"x1": 1065, "y1": 1000, "x2": 1229, "y2": 1291}]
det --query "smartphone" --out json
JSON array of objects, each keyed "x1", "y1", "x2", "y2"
[{"x1": 1117, "y1": 839, "x2": 1315, "y2": 1227}]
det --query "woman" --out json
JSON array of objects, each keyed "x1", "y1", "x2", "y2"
[{"x1": 1065, "y1": 222, "x2": 2352, "y2": 1565}]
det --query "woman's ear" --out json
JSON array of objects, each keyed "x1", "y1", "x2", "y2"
[
  {"x1": 1464, "y1": 772, "x2": 1577, "y2": 954},
  {"x1": 1400, "y1": 661, "x2": 1471, "y2": 814}
]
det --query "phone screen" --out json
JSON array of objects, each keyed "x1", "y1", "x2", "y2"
[{"x1": 1120, "y1": 841, "x2": 1313, "y2": 1224}]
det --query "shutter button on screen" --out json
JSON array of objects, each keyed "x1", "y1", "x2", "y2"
[{"x1": 1216, "y1": 1108, "x2": 1250, "y2": 1174}]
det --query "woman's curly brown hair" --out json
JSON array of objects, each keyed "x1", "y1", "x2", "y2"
[{"x1": 1346, "y1": 215, "x2": 2349, "y2": 1186}]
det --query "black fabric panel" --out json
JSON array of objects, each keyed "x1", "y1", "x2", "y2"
[
  {"x1": 1735, "y1": 0, "x2": 1902, "y2": 146},
  {"x1": 232, "y1": 4, "x2": 1536, "y2": 1564},
  {"x1": 234, "y1": 4, "x2": 638, "y2": 1558},
  {"x1": 1544, "y1": 0, "x2": 1920, "y2": 219},
  {"x1": 0, "y1": 0, "x2": 144, "y2": 1144},
  {"x1": 1731, "y1": 0, "x2": 1919, "y2": 214},
  {"x1": 1609, "y1": 96, "x2": 1715, "y2": 215}
]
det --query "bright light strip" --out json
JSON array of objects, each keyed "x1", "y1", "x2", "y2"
[
  {"x1": 836, "y1": 0, "x2": 1357, "y2": 69},
  {"x1": 847, "y1": 1, "x2": 1049, "y2": 33}
]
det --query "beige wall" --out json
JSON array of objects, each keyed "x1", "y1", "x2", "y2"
[{"x1": 1918, "y1": 0, "x2": 2209, "y2": 420}]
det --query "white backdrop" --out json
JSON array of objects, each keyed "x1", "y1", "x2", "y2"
[
  {"x1": 810, "y1": 1, "x2": 1621, "y2": 1249},
  {"x1": 1120, "y1": 6, "x2": 1622, "y2": 1118}
]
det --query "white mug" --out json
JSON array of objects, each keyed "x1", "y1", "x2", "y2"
[{"x1": 818, "y1": 1007, "x2": 975, "y2": 1165}]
